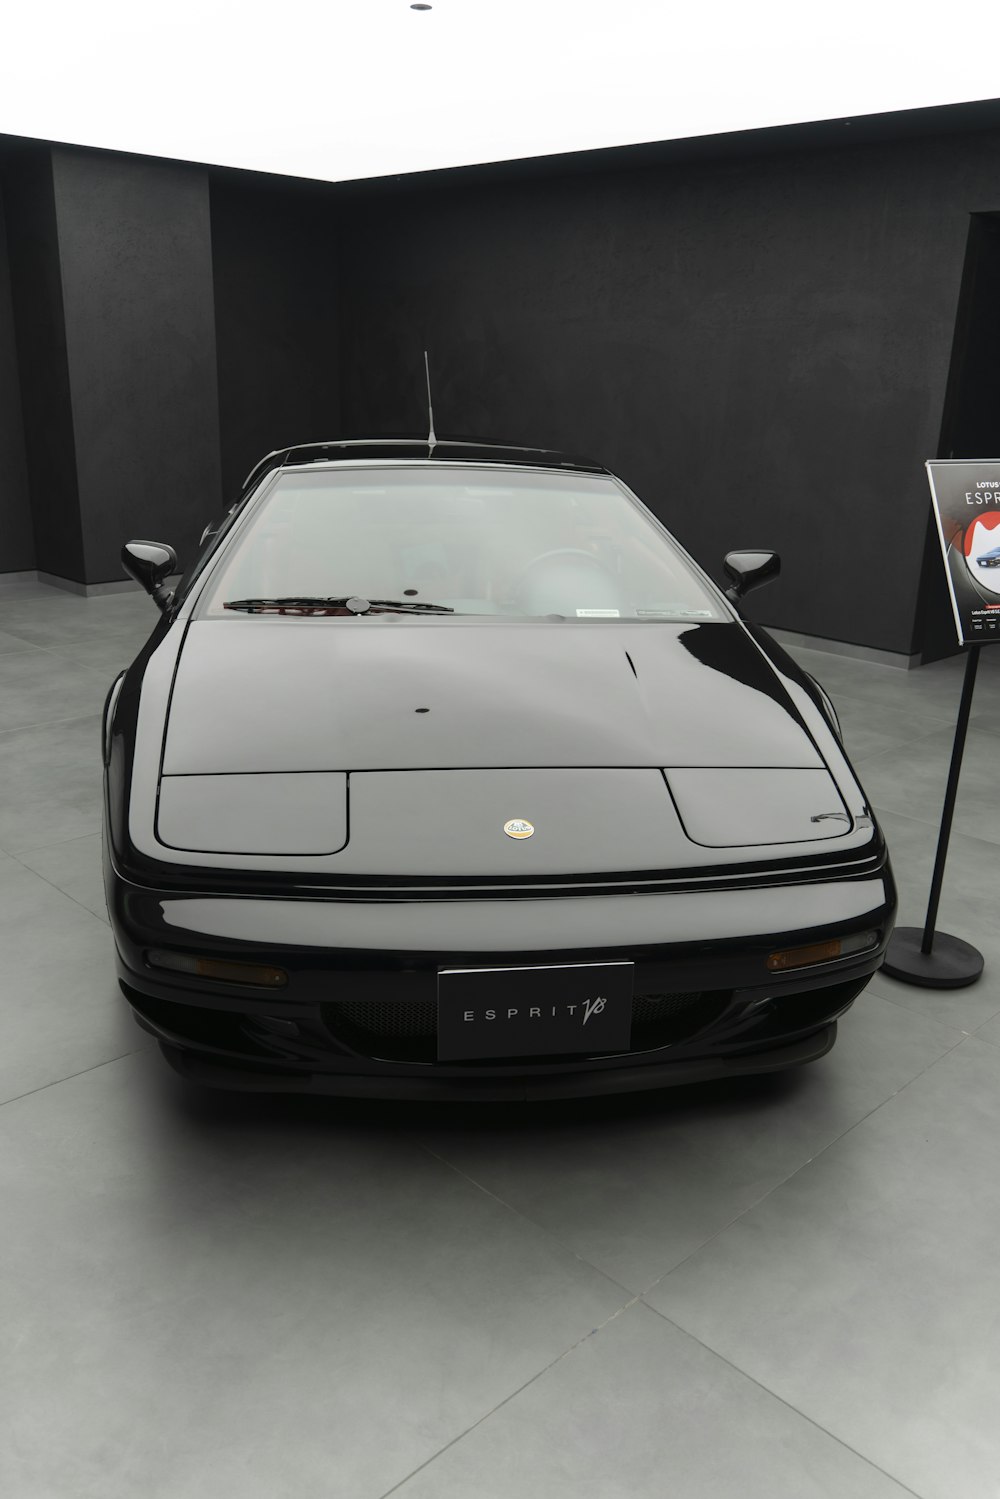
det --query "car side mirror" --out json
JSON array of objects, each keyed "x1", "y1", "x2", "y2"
[
  {"x1": 122, "y1": 540, "x2": 178, "y2": 612},
  {"x1": 723, "y1": 549, "x2": 780, "y2": 603}
]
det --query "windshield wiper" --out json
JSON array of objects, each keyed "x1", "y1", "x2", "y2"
[{"x1": 222, "y1": 596, "x2": 455, "y2": 615}]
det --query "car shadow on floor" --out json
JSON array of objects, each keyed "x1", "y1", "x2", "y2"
[{"x1": 161, "y1": 1061, "x2": 810, "y2": 1139}]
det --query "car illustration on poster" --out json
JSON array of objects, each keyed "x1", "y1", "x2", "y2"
[
  {"x1": 961, "y1": 515, "x2": 1000, "y2": 604},
  {"x1": 103, "y1": 439, "x2": 895, "y2": 1099}
]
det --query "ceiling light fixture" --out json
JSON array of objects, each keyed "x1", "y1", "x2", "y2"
[
  {"x1": 410, "y1": 4, "x2": 432, "y2": 10},
  {"x1": 3, "y1": 2, "x2": 997, "y2": 188}
]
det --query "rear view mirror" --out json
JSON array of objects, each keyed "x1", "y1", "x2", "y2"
[
  {"x1": 723, "y1": 549, "x2": 780, "y2": 602},
  {"x1": 122, "y1": 540, "x2": 178, "y2": 612}
]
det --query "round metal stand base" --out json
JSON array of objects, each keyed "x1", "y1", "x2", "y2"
[{"x1": 882, "y1": 928, "x2": 984, "y2": 989}]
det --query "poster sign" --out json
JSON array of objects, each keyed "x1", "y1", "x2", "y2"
[{"x1": 927, "y1": 459, "x2": 1000, "y2": 646}]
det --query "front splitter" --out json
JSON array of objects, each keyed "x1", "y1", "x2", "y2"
[{"x1": 158, "y1": 1024, "x2": 836, "y2": 1101}]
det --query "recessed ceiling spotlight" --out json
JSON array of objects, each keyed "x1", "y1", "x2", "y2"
[{"x1": 410, "y1": 3, "x2": 433, "y2": 9}]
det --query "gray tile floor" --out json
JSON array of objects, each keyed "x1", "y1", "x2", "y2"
[{"x1": 2, "y1": 580, "x2": 999, "y2": 1498}]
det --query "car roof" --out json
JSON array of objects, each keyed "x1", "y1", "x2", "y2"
[{"x1": 241, "y1": 438, "x2": 609, "y2": 493}]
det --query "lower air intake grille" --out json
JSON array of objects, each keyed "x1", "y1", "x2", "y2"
[
  {"x1": 630, "y1": 991, "x2": 731, "y2": 1049},
  {"x1": 326, "y1": 1000, "x2": 437, "y2": 1062},
  {"x1": 323, "y1": 990, "x2": 731, "y2": 1064}
]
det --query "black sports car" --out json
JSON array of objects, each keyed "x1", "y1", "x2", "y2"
[
  {"x1": 976, "y1": 545, "x2": 1000, "y2": 567},
  {"x1": 103, "y1": 439, "x2": 895, "y2": 1099}
]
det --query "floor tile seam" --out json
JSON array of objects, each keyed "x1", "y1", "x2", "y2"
[
  {"x1": 638, "y1": 1026, "x2": 971, "y2": 1297},
  {"x1": 0, "y1": 832, "x2": 103, "y2": 864},
  {"x1": 829, "y1": 678, "x2": 960, "y2": 701},
  {"x1": 968, "y1": 1021, "x2": 1000, "y2": 1048},
  {"x1": 828, "y1": 689, "x2": 957, "y2": 730},
  {"x1": 0, "y1": 603, "x2": 143, "y2": 623},
  {"x1": 869, "y1": 803, "x2": 1000, "y2": 859},
  {"x1": 865, "y1": 803, "x2": 1000, "y2": 847},
  {"x1": 638, "y1": 1301, "x2": 927, "y2": 1499},
  {"x1": 30, "y1": 639, "x2": 142, "y2": 668},
  {"x1": 4, "y1": 848, "x2": 111, "y2": 926},
  {"x1": 0, "y1": 637, "x2": 126, "y2": 675},
  {"x1": 417, "y1": 1143, "x2": 638, "y2": 1299},
  {"x1": 823, "y1": 672, "x2": 960, "y2": 697},
  {"x1": 0, "y1": 710, "x2": 101, "y2": 741},
  {"x1": 0, "y1": 643, "x2": 53, "y2": 660},
  {"x1": 851, "y1": 748, "x2": 954, "y2": 775},
  {"x1": 852, "y1": 725, "x2": 956, "y2": 761},
  {"x1": 375, "y1": 1296, "x2": 644, "y2": 1499},
  {"x1": 13, "y1": 606, "x2": 148, "y2": 619},
  {"x1": 0, "y1": 1043, "x2": 155, "y2": 1112},
  {"x1": 0, "y1": 641, "x2": 61, "y2": 659},
  {"x1": 9, "y1": 829, "x2": 104, "y2": 857},
  {"x1": 787, "y1": 647, "x2": 926, "y2": 674},
  {"x1": 867, "y1": 985, "x2": 990, "y2": 1039},
  {"x1": 852, "y1": 745, "x2": 947, "y2": 771},
  {"x1": 854, "y1": 720, "x2": 1000, "y2": 770},
  {"x1": 635, "y1": 1179, "x2": 805, "y2": 1297}
]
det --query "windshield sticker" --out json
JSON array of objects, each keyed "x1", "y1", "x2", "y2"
[{"x1": 636, "y1": 606, "x2": 714, "y2": 618}]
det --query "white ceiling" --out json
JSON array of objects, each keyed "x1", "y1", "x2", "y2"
[{"x1": 2, "y1": 0, "x2": 998, "y2": 185}]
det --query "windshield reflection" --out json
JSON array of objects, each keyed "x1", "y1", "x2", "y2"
[{"x1": 201, "y1": 465, "x2": 723, "y2": 622}]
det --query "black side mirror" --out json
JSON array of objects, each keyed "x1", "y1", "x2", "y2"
[
  {"x1": 723, "y1": 549, "x2": 780, "y2": 603},
  {"x1": 122, "y1": 540, "x2": 178, "y2": 612}
]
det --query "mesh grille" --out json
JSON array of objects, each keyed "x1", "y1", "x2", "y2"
[
  {"x1": 324, "y1": 989, "x2": 730, "y2": 1063},
  {"x1": 338, "y1": 999, "x2": 437, "y2": 1041},
  {"x1": 325, "y1": 1000, "x2": 437, "y2": 1062},
  {"x1": 630, "y1": 991, "x2": 728, "y2": 1048},
  {"x1": 632, "y1": 991, "x2": 701, "y2": 1026}
]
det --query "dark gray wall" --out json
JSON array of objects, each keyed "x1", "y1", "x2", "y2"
[
  {"x1": 2, "y1": 113, "x2": 1000, "y2": 652},
  {"x1": 0, "y1": 182, "x2": 33, "y2": 572},
  {"x1": 2, "y1": 148, "x2": 85, "y2": 580},
  {"x1": 211, "y1": 176, "x2": 340, "y2": 502},
  {"x1": 52, "y1": 149, "x2": 224, "y2": 579},
  {"x1": 0, "y1": 145, "x2": 341, "y2": 585},
  {"x1": 339, "y1": 130, "x2": 1000, "y2": 656},
  {"x1": 940, "y1": 213, "x2": 1000, "y2": 460}
]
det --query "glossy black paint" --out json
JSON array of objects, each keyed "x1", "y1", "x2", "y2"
[
  {"x1": 723, "y1": 550, "x2": 781, "y2": 601},
  {"x1": 121, "y1": 540, "x2": 177, "y2": 610},
  {"x1": 239, "y1": 439, "x2": 608, "y2": 496},
  {"x1": 103, "y1": 442, "x2": 896, "y2": 1097},
  {"x1": 161, "y1": 620, "x2": 820, "y2": 778}
]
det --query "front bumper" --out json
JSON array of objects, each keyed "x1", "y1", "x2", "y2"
[
  {"x1": 106, "y1": 841, "x2": 895, "y2": 1097},
  {"x1": 155, "y1": 1024, "x2": 839, "y2": 1100}
]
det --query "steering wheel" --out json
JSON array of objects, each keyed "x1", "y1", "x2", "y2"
[{"x1": 508, "y1": 547, "x2": 619, "y2": 603}]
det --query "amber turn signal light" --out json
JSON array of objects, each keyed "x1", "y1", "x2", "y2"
[
  {"x1": 767, "y1": 930, "x2": 878, "y2": 973},
  {"x1": 768, "y1": 940, "x2": 841, "y2": 971},
  {"x1": 147, "y1": 949, "x2": 288, "y2": 987}
]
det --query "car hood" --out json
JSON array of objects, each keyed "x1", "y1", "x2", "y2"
[{"x1": 161, "y1": 617, "x2": 825, "y2": 774}]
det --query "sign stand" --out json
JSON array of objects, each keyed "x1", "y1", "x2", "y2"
[
  {"x1": 882, "y1": 456, "x2": 1000, "y2": 989},
  {"x1": 882, "y1": 642, "x2": 984, "y2": 988}
]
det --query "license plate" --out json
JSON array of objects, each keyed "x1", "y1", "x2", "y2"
[{"x1": 437, "y1": 962, "x2": 634, "y2": 1061}]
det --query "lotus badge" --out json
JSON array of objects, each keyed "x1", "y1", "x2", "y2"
[{"x1": 504, "y1": 818, "x2": 534, "y2": 839}]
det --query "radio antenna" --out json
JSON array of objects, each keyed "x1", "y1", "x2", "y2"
[{"x1": 423, "y1": 349, "x2": 437, "y2": 451}]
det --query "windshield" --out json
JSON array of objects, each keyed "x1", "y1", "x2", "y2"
[{"x1": 200, "y1": 464, "x2": 724, "y2": 621}]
